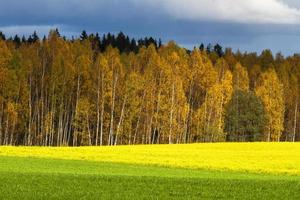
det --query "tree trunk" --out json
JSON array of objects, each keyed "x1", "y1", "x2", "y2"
[
  {"x1": 217, "y1": 90, "x2": 224, "y2": 141},
  {"x1": 152, "y1": 73, "x2": 162, "y2": 144},
  {"x1": 95, "y1": 66, "x2": 101, "y2": 146},
  {"x1": 9, "y1": 120, "x2": 16, "y2": 145},
  {"x1": 168, "y1": 83, "x2": 175, "y2": 144},
  {"x1": 109, "y1": 75, "x2": 118, "y2": 146},
  {"x1": 41, "y1": 55, "x2": 45, "y2": 146},
  {"x1": 114, "y1": 96, "x2": 127, "y2": 146},
  {"x1": 73, "y1": 70, "x2": 81, "y2": 146},
  {"x1": 293, "y1": 99, "x2": 298, "y2": 142},
  {"x1": 0, "y1": 101, "x2": 3, "y2": 145},
  {"x1": 100, "y1": 73, "x2": 105, "y2": 146},
  {"x1": 86, "y1": 112, "x2": 92, "y2": 146},
  {"x1": 27, "y1": 75, "x2": 33, "y2": 146},
  {"x1": 4, "y1": 116, "x2": 9, "y2": 145},
  {"x1": 184, "y1": 81, "x2": 193, "y2": 143},
  {"x1": 133, "y1": 91, "x2": 146, "y2": 144}
]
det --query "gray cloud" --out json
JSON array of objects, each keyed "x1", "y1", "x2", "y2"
[
  {"x1": 0, "y1": 0, "x2": 300, "y2": 55},
  {"x1": 131, "y1": 0, "x2": 300, "y2": 24},
  {"x1": 2, "y1": 0, "x2": 300, "y2": 25}
]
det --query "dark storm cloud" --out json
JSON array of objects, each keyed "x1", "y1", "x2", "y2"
[{"x1": 1, "y1": 0, "x2": 300, "y2": 55}]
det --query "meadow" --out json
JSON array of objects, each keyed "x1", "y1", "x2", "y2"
[{"x1": 0, "y1": 143, "x2": 299, "y2": 199}]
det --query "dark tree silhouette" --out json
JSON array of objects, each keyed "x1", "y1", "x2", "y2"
[{"x1": 80, "y1": 30, "x2": 88, "y2": 41}]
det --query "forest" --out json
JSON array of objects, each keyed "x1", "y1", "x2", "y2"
[{"x1": 0, "y1": 29, "x2": 298, "y2": 146}]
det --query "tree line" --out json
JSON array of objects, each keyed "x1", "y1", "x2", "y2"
[{"x1": 0, "y1": 29, "x2": 298, "y2": 146}]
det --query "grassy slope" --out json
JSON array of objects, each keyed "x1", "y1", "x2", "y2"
[
  {"x1": 0, "y1": 143, "x2": 300, "y2": 199},
  {"x1": 0, "y1": 156, "x2": 299, "y2": 200}
]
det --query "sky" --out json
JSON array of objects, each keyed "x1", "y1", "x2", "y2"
[{"x1": 1, "y1": 0, "x2": 300, "y2": 55}]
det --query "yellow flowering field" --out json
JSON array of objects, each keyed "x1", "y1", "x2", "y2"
[{"x1": 0, "y1": 143, "x2": 299, "y2": 175}]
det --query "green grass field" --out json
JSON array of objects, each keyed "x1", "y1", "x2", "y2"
[{"x1": 0, "y1": 143, "x2": 299, "y2": 199}]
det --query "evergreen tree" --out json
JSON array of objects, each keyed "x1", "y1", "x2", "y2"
[
  {"x1": 32, "y1": 31, "x2": 39, "y2": 43},
  {"x1": 80, "y1": 30, "x2": 88, "y2": 41},
  {"x1": 13, "y1": 35, "x2": 21, "y2": 47},
  {"x1": 225, "y1": 90, "x2": 266, "y2": 141},
  {"x1": 21, "y1": 35, "x2": 27, "y2": 43},
  {"x1": 0, "y1": 31, "x2": 5, "y2": 40},
  {"x1": 214, "y1": 44, "x2": 224, "y2": 57},
  {"x1": 199, "y1": 43, "x2": 205, "y2": 51}
]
